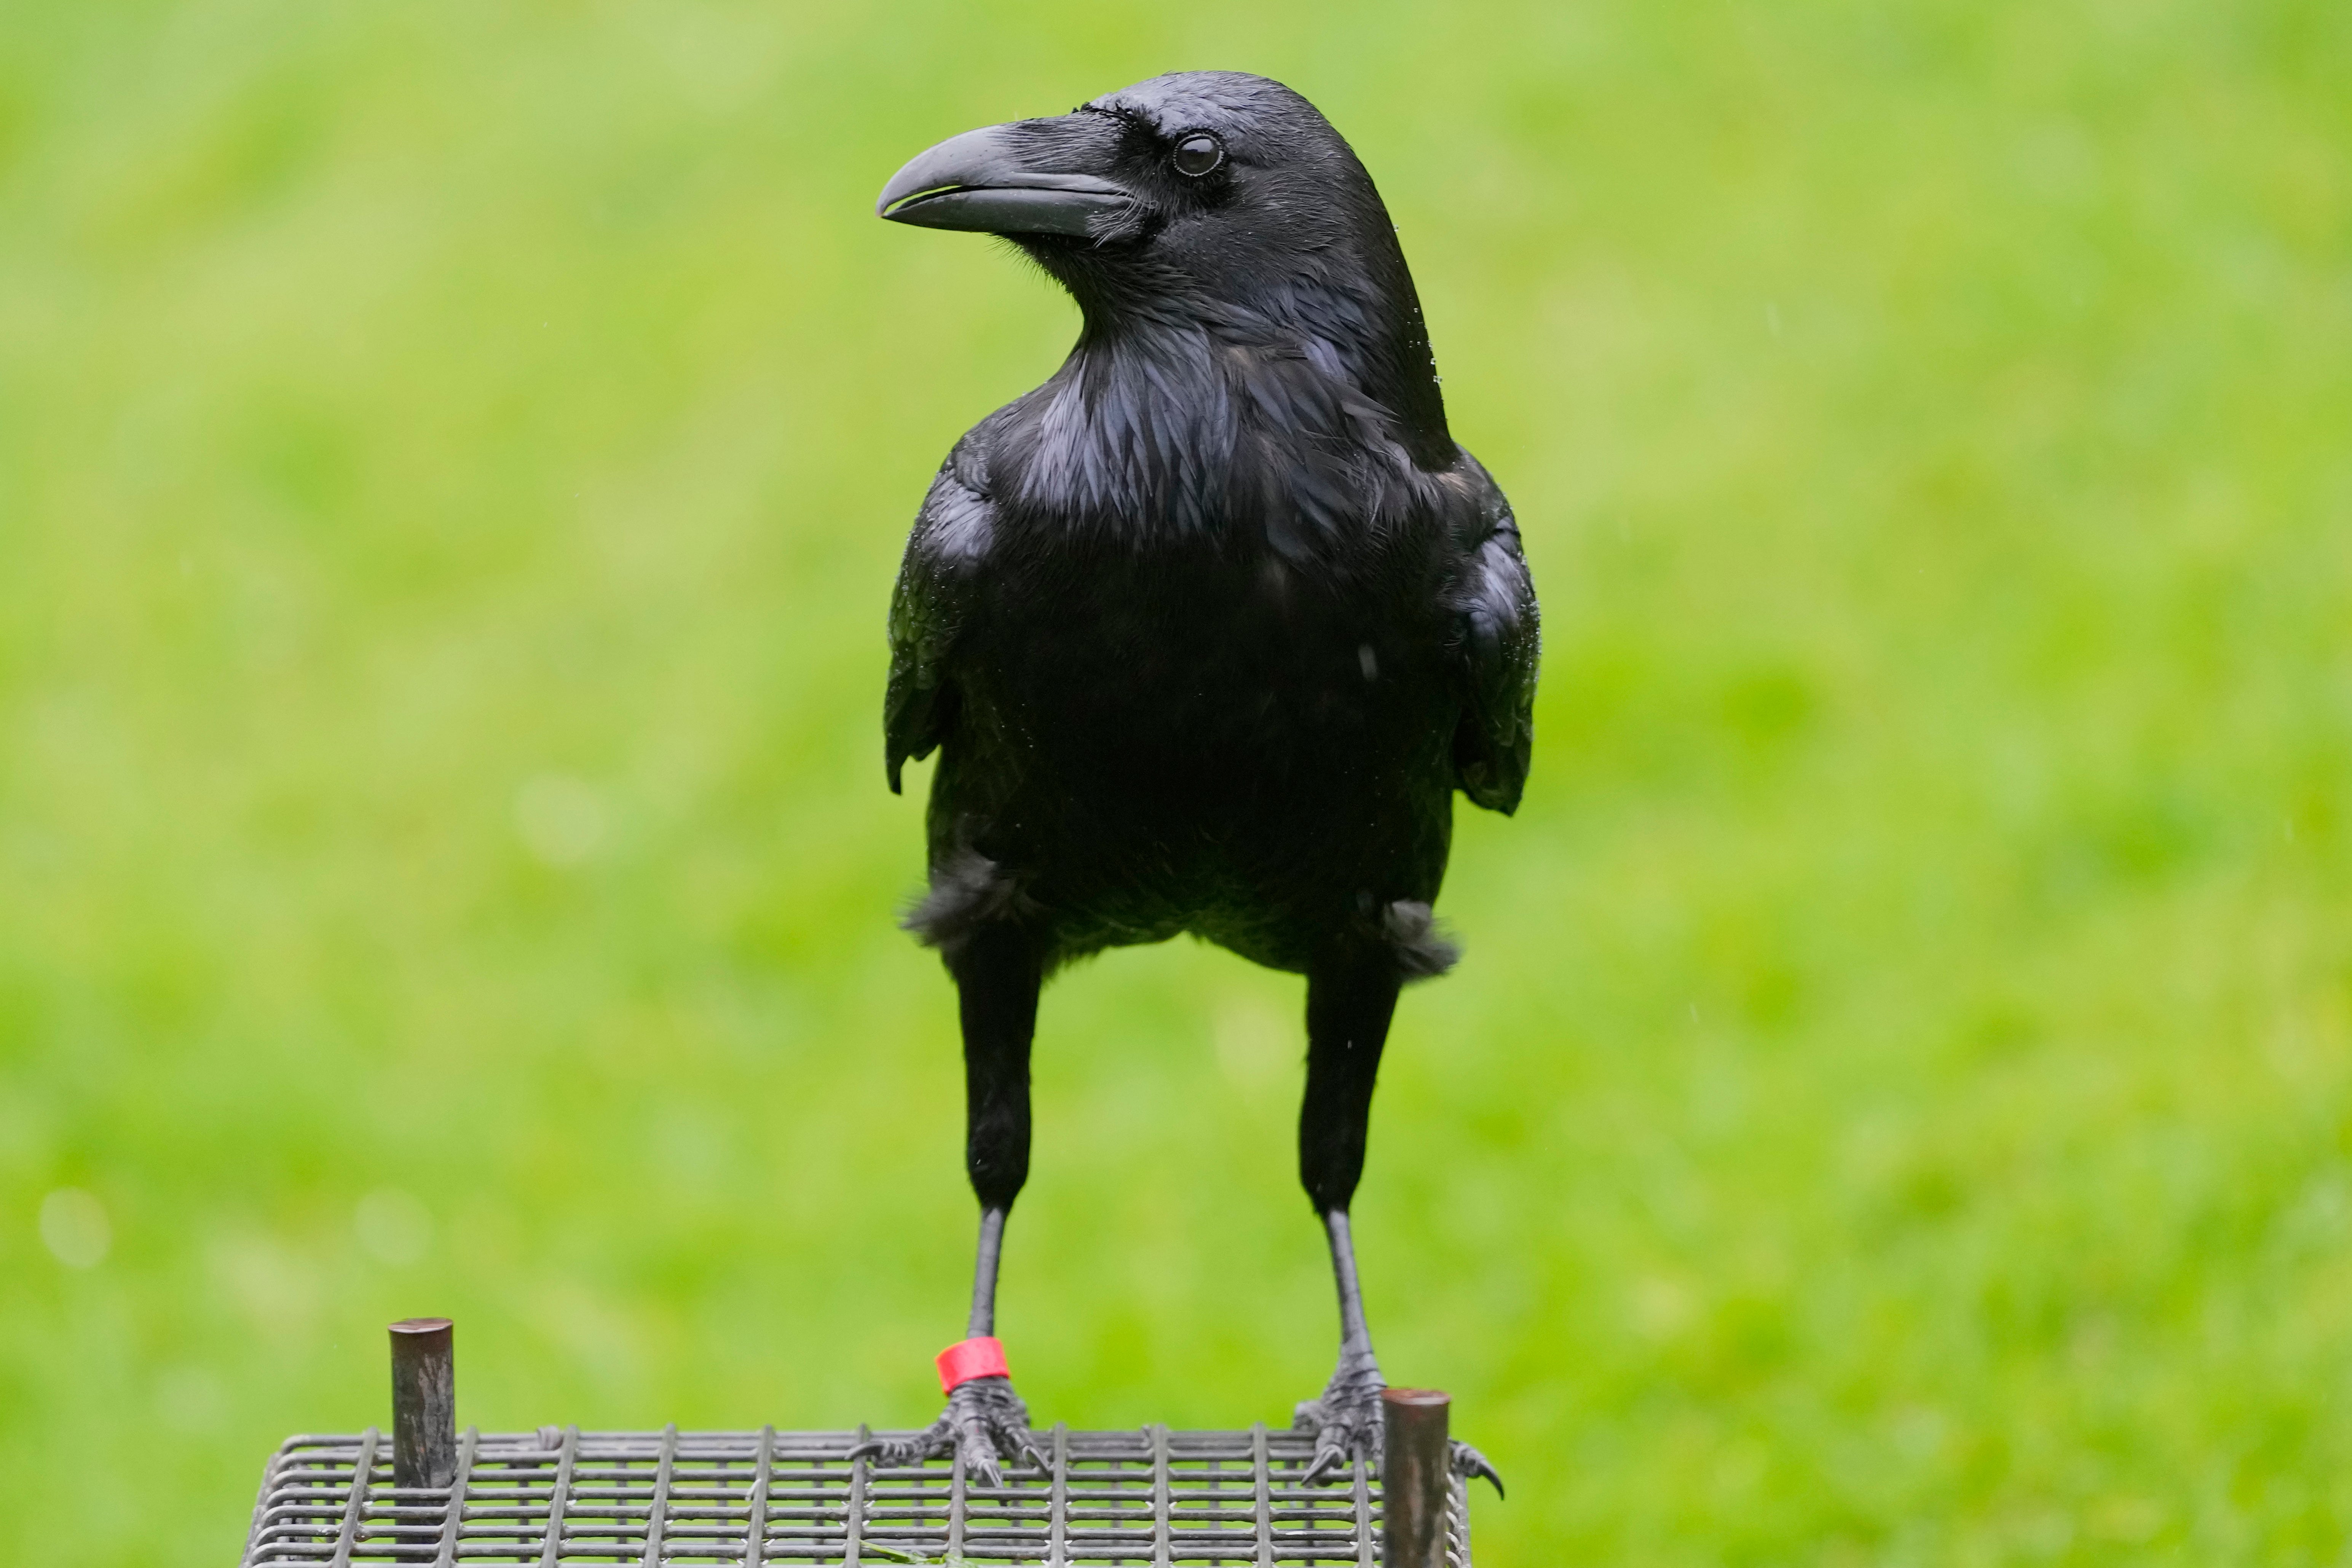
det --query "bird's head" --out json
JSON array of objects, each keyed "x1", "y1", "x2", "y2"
[{"x1": 877, "y1": 72, "x2": 1450, "y2": 464}]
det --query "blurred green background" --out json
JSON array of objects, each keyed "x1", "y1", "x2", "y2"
[{"x1": 5, "y1": 0, "x2": 2349, "y2": 1562}]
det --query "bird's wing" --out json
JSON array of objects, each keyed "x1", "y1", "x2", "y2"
[
  {"x1": 885, "y1": 444, "x2": 996, "y2": 794},
  {"x1": 1444, "y1": 457, "x2": 1540, "y2": 815}
]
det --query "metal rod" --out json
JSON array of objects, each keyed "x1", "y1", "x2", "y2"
[
  {"x1": 328, "y1": 1427, "x2": 380, "y2": 1568},
  {"x1": 240, "y1": 1439, "x2": 288, "y2": 1567},
  {"x1": 1352, "y1": 1444, "x2": 1374, "y2": 1568},
  {"x1": 641, "y1": 1423, "x2": 678, "y2": 1568},
  {"x1": 1380, "y1": 1389, "x2": 1450, "y2": 1568},
  {"x1": 1048, "y1": 1423, "x2": 1070, "y2": 1568},
  {"x1": 1150, "y1": 1424, "x2": 1172, "y2": 1568},
  {"x1": 431, "y1": 1427, "x2": 478, "y2": 1568},
  {"x1": 946, "y1": 1440, "x2": 966, "y2": 1563},
  {"x1": 389, "y1": 1319, "x2": 456, "y2": 1491},
  {"x1": 745, "y1": 1424, "x2": 775, "y2": 1568},
  {"x1": 536, "y1": 1426, "x2": 578, "y2": 1568},
  {"x1": 1250, "y1": 1423, "x2": 1274, "y2": 1568},
  {"x1": 844, "y1": 1423, "x2": 870, "y2": 1568}
]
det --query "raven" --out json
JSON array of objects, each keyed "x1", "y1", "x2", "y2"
[{"x1": 862, "y1": 71, "x2": 1536, "y2": 1491}]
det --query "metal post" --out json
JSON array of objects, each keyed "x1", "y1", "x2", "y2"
[
  {"x1": 390, "y1": 1317, "x2": 457, "y2": 1490},
  {"x1": 1380, "y1": 1388, "x2": 1449, "y2": 1568}
]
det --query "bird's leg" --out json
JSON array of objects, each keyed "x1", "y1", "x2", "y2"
[
  {"x1": 855, "y1": 925, "x2": 1048, "y2": 1486},
  {"x1": 1292, "y1": 957, "x2": 1503, "y2": 1496},
  {"x1": 1294, "y1": 1207, "x2": 1387, "y2": 1475},
  {"x1": 968, "y1": 1201, "x2": 1007, "y2": 1337},
  {"x1": 1291, "y1": 958, "x2": 1393, "y2": 1481}
]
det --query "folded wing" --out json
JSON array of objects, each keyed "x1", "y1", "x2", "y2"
[
  {"x1": 1443, "y1": 457, "x2": 1540, "y2": 815},
  {"x1": 885, "y1": 443, "x2": 996, "y2": 793}
]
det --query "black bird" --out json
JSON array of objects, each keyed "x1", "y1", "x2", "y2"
[{"x1": 862, "y1": 71, "x2": 1536, "y2": 1490}]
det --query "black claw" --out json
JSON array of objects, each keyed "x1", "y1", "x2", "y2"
[
  {"x1": 1021, "y1": 1441, "x2": 1053, "y2": 1474},
  {"x1": 1451, "y1": 1442, "x2": 1505, "y2": 1499},
  {"x1": 1300, "y1": 1444, "x2": 1346, "y2": 1488}
]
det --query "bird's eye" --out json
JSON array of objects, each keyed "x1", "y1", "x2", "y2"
[{"x1": 1171, "y1": 133, "x2": 1224, "y2": 178}]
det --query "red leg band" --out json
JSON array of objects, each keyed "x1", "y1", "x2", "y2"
[{"x1": 935, "y1": 1336, "x2": 1010, "y2": 1394}]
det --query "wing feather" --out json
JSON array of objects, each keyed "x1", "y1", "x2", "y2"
[
  {"x1": 884, "y1": 444, "x2": 995, "y2": 793},
  {"x1": 1444, "y1": 458, "x2": 1540, "y2": 814}
]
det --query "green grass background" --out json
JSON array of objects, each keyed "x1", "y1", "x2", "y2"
[{"x1": 5, "y1": 0, "x2": 2350, "y2": 1562}]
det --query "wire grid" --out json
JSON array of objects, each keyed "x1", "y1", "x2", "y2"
[{"x1": 238, "y1": 1424, "x2": 1471, "y2": 1566}]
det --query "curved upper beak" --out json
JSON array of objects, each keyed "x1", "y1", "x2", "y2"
[{"x1": 876, "y1": 116, "x2": 1135, "y2": 237}]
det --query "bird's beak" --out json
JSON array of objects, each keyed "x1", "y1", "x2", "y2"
[{"x1": 876, "y1": 115, "x2": 1134, "y2": 237}]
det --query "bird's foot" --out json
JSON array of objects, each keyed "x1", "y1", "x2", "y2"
[
  {"x1": 1292, "y1": 1353, "x2": 1504, "y2": 1498},
  {"x1": 1292, "y1": 1345, "x2": 1386, "y2": 1485},
  {"x1": 849, "y1": 1376, "x2": 1047, "y2": 1489}
]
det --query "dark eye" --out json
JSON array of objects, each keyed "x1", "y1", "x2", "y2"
[{"x1": 1171, "y1": 133, "x2": 1224, "y2": 178}]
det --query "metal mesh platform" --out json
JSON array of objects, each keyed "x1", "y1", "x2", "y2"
[{"x1": 239, "y1": 1424, "x2": 1472, "y2": 1566}]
